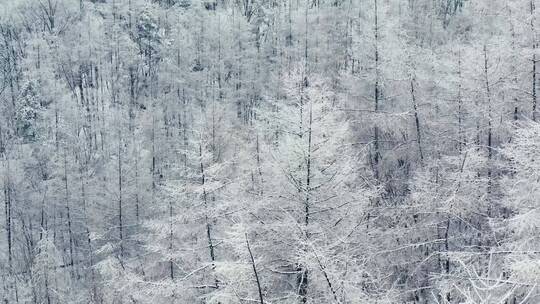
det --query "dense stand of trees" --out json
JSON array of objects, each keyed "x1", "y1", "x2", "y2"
[{"x1": 1, "y1": 0, "x2": 540, "y2": 303}]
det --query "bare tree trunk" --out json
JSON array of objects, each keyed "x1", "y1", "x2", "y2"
[
  {"x1": 199, "y1": 143, "x2": 216, "y2": 264},
  {"x1": 483, "y1": 44, "x2": 493, "y2": 217},
  {"x1": 151, "y1": 102, "x2": 157, "y2": 206},
  {"x1": 457, "y1": 49, "x2": 464, "y2": 152},
  {"x1": 80, "y1": 160, "x2": 97, "y2": 302},
  {"x1": 256, "y1": 134, "x2": 264, "y2": 195},
  {"x1": 245, "y1": 233, "x2": 264, "y2": 304},
  {"x1": 118, "y1": 129, "x2": 124, "y2": 259},
  {"x1": 63, "y1": 149, "x2": 74, "y2": 268},
  {"x1": 532, "y1": 0, "x2": 538, "y2": 121},
  {"x1": 373, "y1": 0, "x2": 381, "y2": 180},
  {"x1": 168, "y1": 196, "x2": 174, "y2": 279},
  {"x1": 4, "y1": 156, "x2": 12, "y2": 273},
  {"x1": 410, "y1": 77, "x2": 424, "y2": 162},
  {"x1": 3, "y1": 155, "x2": 18, "y2": 303},
  {"x1": 305, "y1": 103, "x2": 312, "y2": 229},
  {"x1": 444, "y1": 219, "x2": 451, "y2": 302},
  {"x1": 304, "y1": 0, "x2": 309, "y2": 73}
]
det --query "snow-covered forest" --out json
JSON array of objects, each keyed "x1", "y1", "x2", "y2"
[{"x1": 1, "y1": 0, "x2": 540, "y2": 303}]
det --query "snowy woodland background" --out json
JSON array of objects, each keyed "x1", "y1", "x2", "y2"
[{"x1": 2, "y1": 0, "x2": 540, "y2": 303}]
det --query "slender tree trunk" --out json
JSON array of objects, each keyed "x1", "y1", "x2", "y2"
[
  {"x1": 63, "y1": 149, "x2": 74, "y2": 268},
  {"x1": 373, "y1": 0, "x2": 381, "y2": 180},
  {"x1": 483, "y1": 44, "x2": 493, "y2": 216},
  {"x1": 246, "y1": 233, "x2": 264, "y2": 304},
  {"x1": 457, "y1": 49, "x2": 464, "y2": 152},
  {"x1": 304, "y1": 0, "x2": 309, "y2": 73},
  {"x1": 4, "y1": 156, "x2": 12, "y2": 272},
  {"x1": 297, "y1": 98, "x2": 314, "y2": 304},
  {"x1": 199, "y1": 143, "x2": 216, "y2": 264},
  {"x1": 80, "y1": 161, "x2": 97, "y2": 302},
  {"x1": 410, "y1": 77, "x2": 424, "y2": 162},
  {"x1": 532, "y1": 0, "x2": 538, "y2": 121},
  {"x1": 3, "y1": 156, "x2": 17, "y2": 303},
  {"x1": 256, "y1": 134, "x2": 264, "y2": 195},
  {"x1": 305, "y1": 103, "x2": 313, "y2": 228},
  {"x1": 118, "y1": 129, "x2": 124, "y2": 259},
  {"x1": 168, "y1": 196, "x2": 174, "y2": 279},
  {"x1": 444, "y1": 219, "x2": 451, "y2": 302}
]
